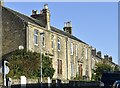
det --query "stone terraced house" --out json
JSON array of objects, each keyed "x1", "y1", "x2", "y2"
[{"x1": 0, "y1": 3, "x2": 118, "y2": 84}]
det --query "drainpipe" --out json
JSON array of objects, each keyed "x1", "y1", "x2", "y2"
[{"x1": 66, "y1": 38, "x2": 68, "y2": 80}]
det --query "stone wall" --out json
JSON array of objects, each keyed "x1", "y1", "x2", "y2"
[
  {"x1": 2, "y1": 7, "x2": 26, "y2": 60},
  {"x1": 1, "y1": 6, "x2": 93, "y2": 82},
  {"x1": 27, "y1": 21, "x2": 92, "y2": 80},
  {"x1": 0, "y1": 73, "x2": 2, "y2": 85},
  {"x1": 11, "y1": 78, "x2": 48, "y2": 85}
]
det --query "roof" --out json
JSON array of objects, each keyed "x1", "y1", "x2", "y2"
[
  {"x1": 3, "y1": 6, "x2": 46, "y2": 27},
  {"x1": 51, "y1": 26, "x2": 87, "y2": 44},
  {"x1": 96, "y1": 55, "x2": 102, "y2": 60},
  {"x1": 3, "y1": 6, "x2": 87, "y2": 45}
]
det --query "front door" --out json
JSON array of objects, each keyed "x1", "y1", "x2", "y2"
[{"x1": 79, "y1": 64, "x2": 82, "y2": 79}]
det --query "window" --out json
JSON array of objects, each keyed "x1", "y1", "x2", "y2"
[
  {"x1": 34, "y1": 30, "x2": 38, "y2": 45},
  {"x1": 51, "y1": 35, "x2": 54, "y2": 49},
  {"x1": 58, "y1": 38, "x2": 60, "y2": 51},
  {"x1": 70, "y1": 43, "x2": 73, "y2": 55},
  {"x1": 42, "y1": 34, "x2": 45, "y2": 47},
  {"x1": 57, "y1": 59, "x2": 62, "y2": 74},
  {"x1": 86, "y1": 70, "x2": 88, "y2": 76},
  {"x1": 76, "y1": 45, "x2": 78, "y2": 56},
  {"x1": 71, "y1": 63, "x2": 74, "y2": 78},
  {"x1": 86, "y1": 48, "x2": 88, "y2": 59}
]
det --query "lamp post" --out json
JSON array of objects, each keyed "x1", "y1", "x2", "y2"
[{"x1": 40, "y1": 32, "x2": 44, "y2": 88}]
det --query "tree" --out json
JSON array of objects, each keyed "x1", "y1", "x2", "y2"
[
  {"x1": 6, "y1": 49, "x2": 55, "y2": 79},
  {"x1": 114, "y1": 65, "x2": 120, "y2": 71},
  {"x1": 93, "y1": 60, "x2": 113, "y2": 81}
]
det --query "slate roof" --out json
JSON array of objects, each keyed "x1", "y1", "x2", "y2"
[
  {"x1": 51, "y1": 26, "x2": 87, "y2": 44},
  {"x1": 3, "y1": 6, "x2": 46, "y2": 27},
  {"x1": 3, "y1": 6, "x2": 87, "y2": 45}
]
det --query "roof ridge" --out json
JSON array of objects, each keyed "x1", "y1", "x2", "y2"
[
  {"x1": 51, "y1": 26, "x2": 87, "y2": 45},
  {"x1": 3, "y1": 6, "x2": 87, "y2": 45},
  {"x1": 3, "y1": 6, "x2": 46, "y2": 27}
]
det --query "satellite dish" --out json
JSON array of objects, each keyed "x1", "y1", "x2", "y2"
[{"x1": 5, "y1": 66, "x2": 10, "y2": 74}]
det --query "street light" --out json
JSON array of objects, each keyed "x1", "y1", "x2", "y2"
[
  {"x1": 18, "y1": 45, "x2": 24, "y2": 50},
  {"x1": 40, "y1": 32, "x2": 44, "y2": 88}
]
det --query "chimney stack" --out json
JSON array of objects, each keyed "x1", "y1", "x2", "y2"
[
  {"x1": 104, "y1": 55, "x2": 109, "y2": 60},
  {"x1": 32, "y1": 10, "x2": 38, "y2": 15},
  {"x1": 63, "y1": 21, "x2": 72, "y2": 34},
  {"x1": 0, "y1": 0, "x2": 4, "y2": 6},
  {"x1": 44, "y1": 4, "x2": 49, "y2": 9},
  {"x1": 31, "y1": 4, "x2": 50, "y2": 30},
  {"x1": 109, "y1": 56, "x2": 112, "y2": 62},
  {"x1": 42, "y1": 4, "x2": 50, "y2": 30},
  {"x1": 91, "y1": 48, "x2": 96, "y2": 56},
  {"x1": 97, "y1": 51, "x2": 101, "y2": 58}
]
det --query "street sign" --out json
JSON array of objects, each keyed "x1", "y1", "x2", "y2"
[
  {"x1": 0, "y1": 67, "x2": 2, "y2": 74},
  {"x1": 4, "y1": 61, "x2": 10, "y2": 75},
  {"x1": 5, "y1": 66, "x2": 10, "y2": 74}
]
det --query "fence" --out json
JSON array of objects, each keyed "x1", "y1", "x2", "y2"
[{"x1": 10, "y1": 81, "x2": 101, "y2": 88}]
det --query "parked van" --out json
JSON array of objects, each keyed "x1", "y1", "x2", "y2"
[{"x1": 101, "y1": 72, "x2": 120, "y2": 88}]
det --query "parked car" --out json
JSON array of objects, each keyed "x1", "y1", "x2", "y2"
[
  {"x1": 112, "y1": 80, "x2": 120, "y2": 88},
  {"x1": 101, "y1": 72, "x2": 120, "y2": 88}
]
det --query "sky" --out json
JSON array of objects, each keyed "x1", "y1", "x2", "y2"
[{"x1": 4, "y1": 2, "x2": 118, "y2": 64}]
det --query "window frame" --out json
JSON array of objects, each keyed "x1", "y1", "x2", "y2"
[
  {"x1": 86, "y1": 48, "x2": 88, "y2": 59},
  {"x1": 34, "y1": 29, "x2": 38, "y2": 46},
  {"x1": 70, "y1": 42, "x2": 73, "y2": 55},
  {"x1": 57, "y1": 59, "x2": 62, "y2": 74},
  {"x1": 76, "y1": 45, "x2": 78, "y2": 56},
  {"x1": 58, "y1": 38, "x2": 60, "y2": 51},
  {"x1": 42, "y1": 33, "x2": 45, "y2": 47},
  {"x1": 51, "y1": 35, "x2": 54, "y2": 49}
]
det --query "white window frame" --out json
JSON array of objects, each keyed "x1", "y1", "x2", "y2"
[
  {"x1": 76, "y1": 45, "x2": 78, "y2": 56},
  {"x1": 86, "y1": 48, "x2": 88, "y2": 59},
  {"x1": 51, "y1": 35, "x2": 54, "y2": 49},
  {"x1": 70, "y1": 42, "x2": 73, "y2": 55},
  {"x1": 42, "y1": 34, "x2": 45, "y2": 47},
  {"x1": 34, "y1": 29, "x2": 38, "y2": 46},
  {"x1": 58, "y1": 38, "x2": 60, "y2": 51}
]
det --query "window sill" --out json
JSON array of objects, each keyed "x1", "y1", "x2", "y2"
[
  {"x1": 58, "y1": 50, "x2": 60, "y2": 52},
  {"x1": 34, "y1": 44, "x2": 38, "y2": 46}
]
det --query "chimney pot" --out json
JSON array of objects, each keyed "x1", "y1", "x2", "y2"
[
  {"x1": 104, "y1": 55, "x2": 109, "y2": 60},
  {"x1": 92, "y1": 48, "x2": 96, "y2": 56},
  {"x1": 32, "y1": 10, "x2": 38, "y2": 15},
  {"x1": 97, "y1": 51, "x2": 101, "y2": 57},
  {"x1": 44, "y1": 4, "x2": 49, "y2": 9},
  {"x1": 63, "y1": 21, "x2": 72, "y2": 34},
  {"x1": 109, "y1": 56, "x2": 112, "y2": 62}
]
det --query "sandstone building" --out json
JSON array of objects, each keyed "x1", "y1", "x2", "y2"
[{"x1": 0, "y1": 3, "x2": 118, "y2": 84}]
